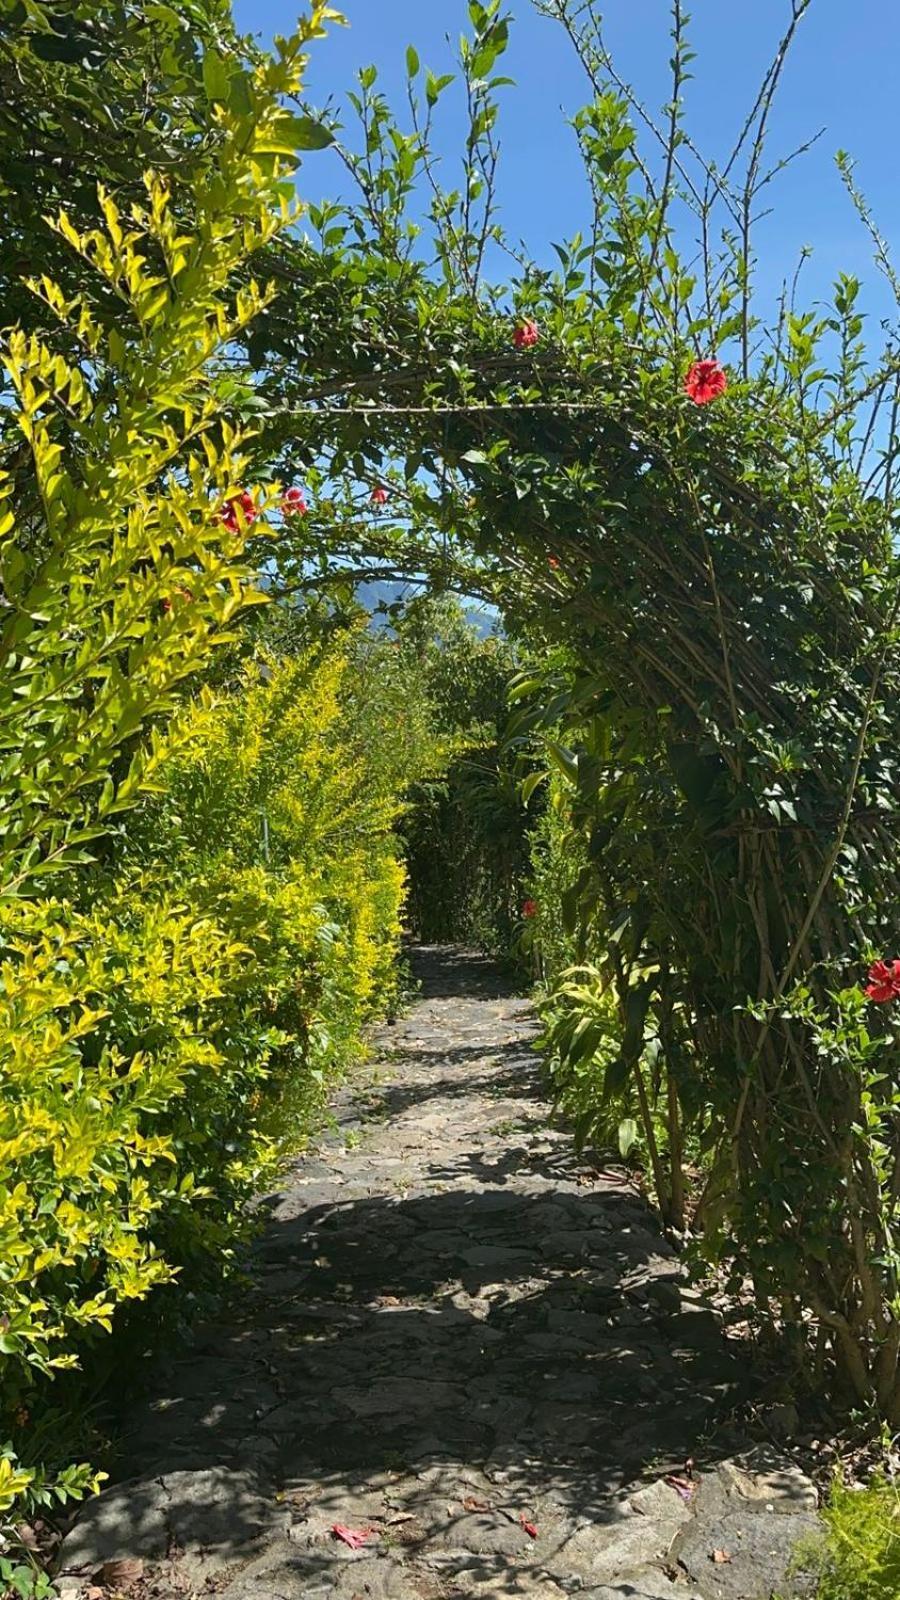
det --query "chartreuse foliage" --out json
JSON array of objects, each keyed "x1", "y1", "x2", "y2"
[
  {"x1": 0, "y1": 3, "x2": 342, "y2": 895},
  {"x1": 0, "y1": 639, "x2": 415, "y2": 1374},
  {"x1": 792, "y1": 1473, "x2": 900, "y2": 1600},
  {"x1": 0, "y1": 637, "x2": 423, "y2": 1522},
  {"x1": 0, "y1": 0, "x2": 383, "y2": 1529}
]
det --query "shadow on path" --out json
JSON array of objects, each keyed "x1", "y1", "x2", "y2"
[{"x1": 60, "y1": 947, "x2": 818, "y2": 1600}]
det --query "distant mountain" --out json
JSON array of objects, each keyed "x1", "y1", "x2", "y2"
[{"x1": 356, "y1": 580, "x2": 498, "y2": 638}]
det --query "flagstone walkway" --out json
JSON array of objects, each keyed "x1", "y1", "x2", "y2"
[{"x1": 60, "y1": 947, "x2": 821, "y2": 1600}]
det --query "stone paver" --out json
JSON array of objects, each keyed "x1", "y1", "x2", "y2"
[{"x1": 59, "y1": 947, "x2": 821, "y2": 1600}]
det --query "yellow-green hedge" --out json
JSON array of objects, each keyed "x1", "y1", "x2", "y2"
[{"x1": 0, "y1": 641, "x2": 424, "y2": 1513}]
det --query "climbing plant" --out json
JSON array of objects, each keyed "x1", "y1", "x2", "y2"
[{"x1": 253, "y1": 0, "x2": 900, "y2": 1421}]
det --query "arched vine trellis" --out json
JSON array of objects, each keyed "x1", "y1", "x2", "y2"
[{"x1": 248, "y1": 0, "x2": 900, "y2": 1419}]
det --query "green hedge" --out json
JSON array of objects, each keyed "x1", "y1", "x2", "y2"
[{"x1": 0, "y1": 639, "x2": 428, "y2": 1516}]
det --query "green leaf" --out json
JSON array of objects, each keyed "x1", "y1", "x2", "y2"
[
  {"x1": 519, "y1": 769, "x2": 547, "y2": 804},
  {"x1": 425, "y1": 70, "x2": 454, "y2": 107},
  {"x1": 573, "y1": 1107, "x2": 597, "y2": 1153},
  {"x1": 545, "y1": 740, "x2": 578, "y2": 781},
  {"x1": 227, "y1": 71, "x2": 253, "y2": 116},
  {"x1": 406, "y1": 45, "x2": 420, "y2": 78},
  {"x1": 618, "y1": 1118, "x2": 639, "y2": 1157},
  {"x1": 202, "y1": 50, "x2": 230, "y2": 104},
  {"x1": 280, "y1": 114, "x2": 334, "y2": 151}
]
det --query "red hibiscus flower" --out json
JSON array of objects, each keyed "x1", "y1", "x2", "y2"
[
  {"x1": 548, "y1": 555, "x2": 560, "y2": 571},
  {"x1": 221, "y1": 490, "x2": 258, "y2": 530},
  {"x1": 522, "y1": 899, "x2": 538, "y2": 918},
  {"x1": 282, "y1": 486, "x2": 308, "y2": 517},
  {"x1": 513, "y1": 319, "x2": 539, "y2": 350},
  {"x1": 684, "y1": 359, "x2": 727, "y2": 405},
  {"x1": 865, "y1": 959, "x2": 900, "y2": 1003},
  {"x1": 371, "y1": 485, "x2": 389, "y2": 506}
]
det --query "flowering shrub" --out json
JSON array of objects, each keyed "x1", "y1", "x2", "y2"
[
  {"x1": 221, "y1": 490, "x2": 259, "y2": 530},
  {"x1": 282, "y1": 486, "x2": 309, "y2": 516},
  {"x1": 865, "y1": 961, "x2": 900, "y2": 1003}
]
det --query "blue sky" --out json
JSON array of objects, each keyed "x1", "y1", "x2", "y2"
[{"x1": 235, "y1": 0, "x2": 900, "y2": 335}]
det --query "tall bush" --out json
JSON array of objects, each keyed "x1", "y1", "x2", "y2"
[
  {"x1": 0, "y1": 0, "x2": 242, "y2": 344},
  {"x1": 0, "y1": 627, "x2": 430, "y2": 1511},
  {"x1": 0, "y1": 1, "x2": 347, "y2": 1515}
]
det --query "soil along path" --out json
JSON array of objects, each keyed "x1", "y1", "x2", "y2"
[{"x1": 60, "y1": 947, "x2": 820, "y2": 1600}]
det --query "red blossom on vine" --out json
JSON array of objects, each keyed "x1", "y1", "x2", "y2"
[
  {"x1": 684, "y1": 359, "x2": 727, "y2": 405},
  {"x1": 522, "y1": 899, "x2": 538, "y2": 918},
  {"x1": 548, "y1": 555, "x2": 560, "y2": 570},
  {"x1": 864, "y1": 960, "x2": 900, "y2": 1003},
  {"x1": 371, "y1": 485, "x2": 389, "y2": 506},
  {"x1": 513, "y1": 319, "x2": 539, "y2": 350},
  {"x1": 282, "y1": 486, "x2": 308, "y2": 516}
]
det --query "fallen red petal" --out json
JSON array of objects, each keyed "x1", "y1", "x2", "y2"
[
  {"x1": 331, "y1": 1524, "x2": 375, "y2": 1550},
  {"x1": 520, "y1": 1514, "x2": 538, "y2": 1539}
]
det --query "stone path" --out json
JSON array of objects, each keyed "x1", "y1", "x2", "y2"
[{"x1": 60, "y1": 948, "x2": 821, "y2": 1600}]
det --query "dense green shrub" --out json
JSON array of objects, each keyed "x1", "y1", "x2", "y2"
[
  {"x1": 799, "y1": 1475, "x2": 900, "y2": 1600},
  {"x1": 527, "y1": 775, "x2": 589, "y2": 983},
  {"x1": 0, "y1": 635, "x2": 430, "y2": 1512},
  {"x1": 0, "y1": 0, "x2": 365, "y2": 1520},
  {"x1": 0, "y1": 0, "x2": 242, "y2": 345},
  {"x1": 395, "y1": 600, "x2": 529, "y2": 951}
]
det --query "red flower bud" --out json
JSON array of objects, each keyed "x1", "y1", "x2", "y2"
[
  {"x1": 371, "y1": 485, "x2": 389, "y2": 506},
  {"x1": 513, "y1": 319, "x2": 539, "y2": 350}
]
